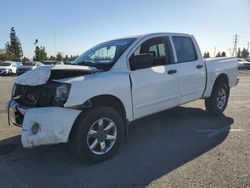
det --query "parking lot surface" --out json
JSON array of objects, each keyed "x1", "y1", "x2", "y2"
[{"x1": 0, "y1": 72, "x2": 249, "y2": 188}]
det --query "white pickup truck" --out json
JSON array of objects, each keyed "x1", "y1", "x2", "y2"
[{"x1": 7, "y1": 33, "x2": 239, "y2": 163}]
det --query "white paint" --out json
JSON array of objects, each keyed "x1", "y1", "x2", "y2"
[
  {"x1": 51, "y1": 64, "x2": 97, "y2": 71},
  {"x1": 171, "y1": 36, "x2": 207, "y2": 104},
  {"x1": 130, "y1": 64, "x2": 178, "y2": 119},
  {"x1": 203, "y1": 57, "x2": 239, "y2": 98},
  {"x1": 11, "y1": 32, "x2": 240, "y2": 147},
  {"x1": 15, "y1": 64, "x2": 97, "y2": 86},
  {"x1": 21, "y1": 107, "x2": 81, "y2": 148},
  {"x1": 15, "y1": 66, "x2": 51, "y2": 86},
  {"x1": 14, "y1": 33, "x2": 239, "y2": 122}
]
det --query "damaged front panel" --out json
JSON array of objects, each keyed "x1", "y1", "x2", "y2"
[
  {"x1": 13, "y1": 82, "x2": 70, "y2": 107},
  {"x1": 15, "y1": 64, "x2": 97, "y2": 86},
  {"x1": 8, "y1": 64, "x2": 98, "y2": 147},
  {"x1": 13, "y1": 64, "x2": 97, "y2": 109},
  {"x1": 21, "y1": 107, "x2": 81, "y2": 147}
]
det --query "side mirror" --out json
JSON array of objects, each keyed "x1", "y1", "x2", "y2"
[{"x1": 130, "y1": 53, "x2": 154, "y2": 70}]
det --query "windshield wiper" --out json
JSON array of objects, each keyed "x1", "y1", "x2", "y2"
[
  {"x1": 77, "y1": 60, "x2": 110, "y2": 71},
  {"x1": 77, "y1": 60, "x2": 99, "y2": 68}
]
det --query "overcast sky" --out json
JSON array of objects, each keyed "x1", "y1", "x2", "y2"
[{"x1": 0, "y1": 0, "x2": 249, "y2": 58}]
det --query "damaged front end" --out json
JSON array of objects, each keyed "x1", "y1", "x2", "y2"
[
  {"x1": 7, "y1": 65, "x2": 95, "y2": 147},
  {"x1": 8, "y1": 81, "x2": 71, "y2": 126}
]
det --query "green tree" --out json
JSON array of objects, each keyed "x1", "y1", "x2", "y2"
[
  {"x1": 34, "y1": 46, "x2": 47, "y2": 61},
  {"x1": 241, "y1": 48, "x2": 249, "y2": 58},
  {"x1": 64, "y1": 54, "x2": 69, "y2": 61},
  {"x1": 71, "y1": 55, "x2": 79, "y2": 61},
  {"x1": 221, "y1": 51, "x2": 226, "y2": 57},
  {"x1": 21, "y1": 56, "x2": 29, "y2": 62},
  {"x1": 0, "y1": 48, "x2": 10, "y2": 61},
  {"x1": 49, "y1": 55, "x2": 56, "y2": 60},
  {"x1": 5, "y1": 27, "x2": 23, "y2": 61},
  {"x1": 56, "y1": 52, "x2": 63, "y2": 61},
  {"x1": 203, "y1": 52, "x2": 210, "y2": 58},
  {"x1": 5, "y1": 42, "x2": 14, "y2": 60},
  {"x1": 237, "y1": 48, "x2": 241, "y2": 58},
  {"x1": 216, "y1": 52, "x2": 222, "y2": 57}
]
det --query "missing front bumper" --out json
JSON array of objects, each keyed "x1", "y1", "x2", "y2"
[
  {"x1": 7, "y1": 99, "x2": 81, "y2": 148},
  {"x1": 21, "y1": 107, "x2": 81, "y2": 148},
  {"x1": 7, "y1": 99, "x2": 27, "y2": 127}
]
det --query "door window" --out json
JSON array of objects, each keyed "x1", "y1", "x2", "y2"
[
  {"x1": 129, "y1": 37, "x2": 171, "y2": 70},
  {"x1": 172, "y1": 36, "x2": 197, "y2": 62}
]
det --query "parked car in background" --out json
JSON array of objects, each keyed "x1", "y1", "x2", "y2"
[
  {"x1": 63, "y1": 61, "x2": 73, "y2": 65},
  {"x1": 0, "y1": 61, "x2": 22, "y2": 75},
  {"x1": 238, "y1": 58, "x2": 250, "y2": 70},
  {"x1": 16, "y1": 62, "x2": 44, "y2": 75}
]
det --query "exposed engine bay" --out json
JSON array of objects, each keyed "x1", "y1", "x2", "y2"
[
  {"x1": 12, "y1": 64, "x2": 98, "y2": 108},
  {"x1": 13, "y1": 82, "x2": 71, "y2": 107}
]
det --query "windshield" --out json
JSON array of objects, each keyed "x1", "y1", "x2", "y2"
[
  {"x1": 73, "y1": 38, "x2": 136, "y2": 70},
  {"x1": 0, "y1": 62, "x2": 11, "y2": 66}
]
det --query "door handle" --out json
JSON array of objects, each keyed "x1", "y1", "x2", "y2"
[
  {"x1": 167, "y1": 69, "x2": 177, "y2": 74},
  {"x1": 196, "y1": 64, "x2": 203, "y2": 69}
]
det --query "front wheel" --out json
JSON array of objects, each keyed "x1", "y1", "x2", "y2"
[
  {"x1": 70, "y1": 106, "x2": 125, "y2": 163},
  {"x1": 205, "y1": 82, "x2": 229, "y2": 115}
]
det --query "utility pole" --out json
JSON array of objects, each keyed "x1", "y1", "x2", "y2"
[
  {"x1": 232, "y1": 34, "x2": 238, "y2": 57},
  {"x1": 214, "y1": 47, "x2": 216, "y2": 57},
  {"x1": 247, "y1": 42, "x2": 249, "y2": 51}
]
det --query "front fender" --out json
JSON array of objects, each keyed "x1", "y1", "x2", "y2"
[{"x1": 64, "y1": 70, "x2": 133, "y2": 121}]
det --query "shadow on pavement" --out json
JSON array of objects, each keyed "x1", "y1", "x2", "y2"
[{"x1": 0, "y1": 106, "x2": 233, "y2": 188}]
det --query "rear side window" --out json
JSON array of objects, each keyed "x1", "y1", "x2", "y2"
[{"x1": 172, "y1": 36, "x2": 197, "y2": 62}]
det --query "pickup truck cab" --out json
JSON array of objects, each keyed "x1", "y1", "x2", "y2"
[{"x1": 7, "y1": 33, "x2": 239, "y2": 163}]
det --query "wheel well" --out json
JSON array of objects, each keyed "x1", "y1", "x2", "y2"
[
  {"x1": 211, "y1": 74, "x2": 229, "y2": 96},
  {"x1": 69, "y1": 95, "x2": 127, "y2": 141},
  {"x1": 86, "y1": 95, "x2": 127, "y2": 121},
  {"x1": 214, "y1": 74, "x2": 229, "y2": 86}
]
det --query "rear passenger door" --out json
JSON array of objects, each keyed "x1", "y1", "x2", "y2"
[{"x1": 172, "y1": 36, "x2": 206, "y2": 104}]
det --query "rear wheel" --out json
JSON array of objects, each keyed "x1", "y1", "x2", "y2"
[
  {"x1": 205, "y1": 82, "x2": 229, "y2": 115},
  {"x1": 70, "y1": 106, "x2": 125, "y2": 163}
]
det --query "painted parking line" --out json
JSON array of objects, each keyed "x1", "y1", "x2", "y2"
[{"x1": 196, "y1": 126, "x2": 245, "y2": 138}]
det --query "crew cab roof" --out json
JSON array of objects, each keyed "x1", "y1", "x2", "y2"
[{"x1": 113, "y1": 32, "x2": 193, "y2": 41}]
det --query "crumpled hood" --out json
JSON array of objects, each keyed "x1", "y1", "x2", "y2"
[{"x1": 15, "y1": 64, "x2": 97, "y2": 86}]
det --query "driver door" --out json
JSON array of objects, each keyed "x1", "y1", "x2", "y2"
[{"x1": 129, "y1": 36, "x2": 179, "y2": 119}]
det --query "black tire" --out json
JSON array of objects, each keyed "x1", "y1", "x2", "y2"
[
  {"x1": 205, "y1": 82, "x2": 229, "y2": 115},
  {"x1": 70, "y1": 106, "x2": 125, "y2": 163}
]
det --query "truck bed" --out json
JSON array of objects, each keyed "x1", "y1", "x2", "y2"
[{"x1": 203, "y1": 57, "x2": 239, "y2": 98}]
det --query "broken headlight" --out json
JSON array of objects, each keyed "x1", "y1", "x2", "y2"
[{"x1": 55, "y1": 83, "x2": 71, "y2": 106}]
